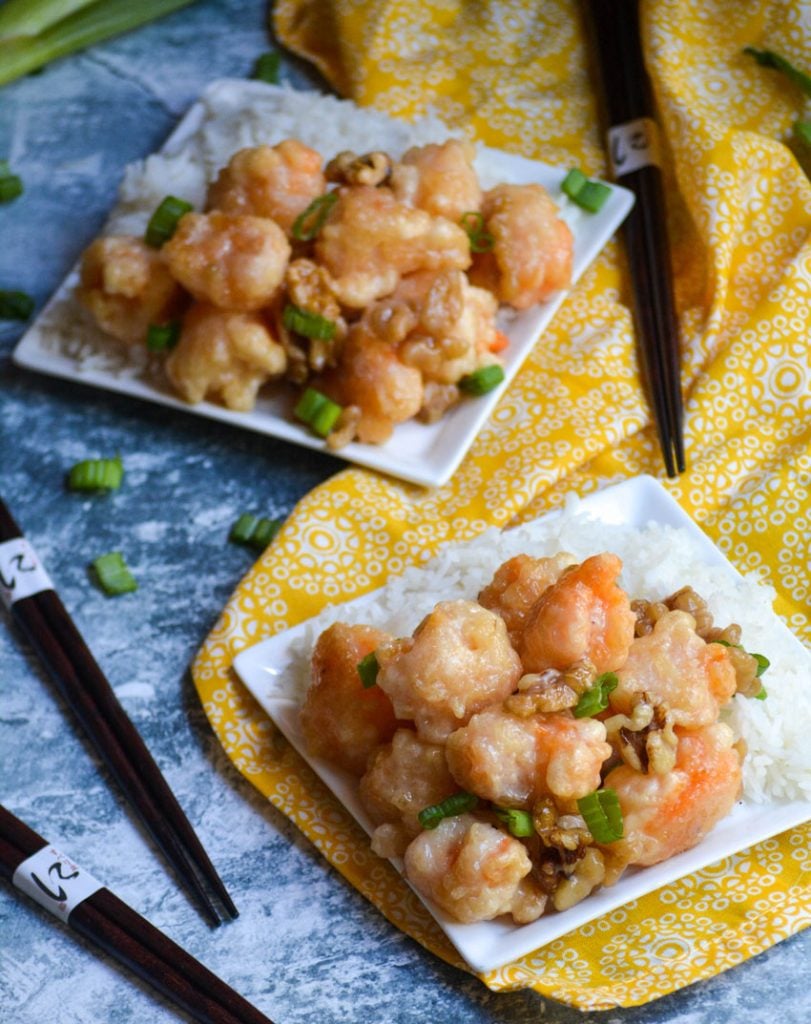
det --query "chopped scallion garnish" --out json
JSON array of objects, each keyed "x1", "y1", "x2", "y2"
[
  {"x1": 418, "y1": 792, "x2": 478, "y2": 830},
  {"x1": 752, "y1": 652, "x2": 770, "y2": 677},
  {"x1": 91, "y1": 551, "x2": 137, "y2": 596},
  {"x1": 252, "y1": 51, "x2": 281, "y2": 84},
  {"x1": 493, "y1": 806, "x2": 534, "y2": 838},
  {"x1": 577, "y1": 788, "x2": 623, "y2": 844},
  {"x1": 146, "y1": 321, "x2": 181, "y2": 352},
  {"x1": 574, "y1": 672, "x2": 618, "y2": 718},
  {"x1": 291, "y1": 192, "x2": 338, "y2": 241},
  {"x1": 68, "y1": 455, "x2": 124, "y2": 492},
  {"x1": 293, "y1": 387, "x2": 343, "y2": 438},
  {"x1": 229, "y1": 514, "x2": 282, "y2": 551},
  {"x1": 743, "y1": 47, "x2": 811, "y2": 97},
  {"x1": 460, "y1": 210, "x2": 494, "y2": 253},
  {"x1": 0, "y1": 160, "x2": 23, "y2": 203},
  {"x1": 561, "y1": 167, "x2": 611, "y2": 212},
  {"x1": 0, "y1": 289, "x2": 34, "y2": 320},
  {"x1": 357, "y1": 651, "x2": 380, "y2": 689},
  {"x1": 458, "y1": 364, "x2": 505, "y2": 396},
  {"x1": 755, "y1": 685, "x2": 768, "y2": 700},
  {"x1": 282, "y1": 303, "x2": 337, "y2": 340},
  {"x1": 145, "y1": 195, "x2": 193, "y2": 248}
]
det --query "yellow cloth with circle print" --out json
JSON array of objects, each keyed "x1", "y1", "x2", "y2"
[{"x1": 191, "y1": 0, "x2": 811, "y2": 1009}]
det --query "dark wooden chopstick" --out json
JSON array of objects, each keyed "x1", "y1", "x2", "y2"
[
  {"x1": 0, "y1": 805, "x2": 274, "y2": 1024},
  {"x1": 586, "y1": 0, "x2": 686, "y2": 477},
  {"x1": 0, "y1": 497, "x2": 237, "y2": 926}
]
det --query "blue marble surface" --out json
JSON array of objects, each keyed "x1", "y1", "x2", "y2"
[{"x1": 1, "y1": 3, "x2": 809, "y2": 1022}]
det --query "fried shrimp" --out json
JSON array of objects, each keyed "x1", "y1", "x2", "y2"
[
  {"x1": 478, "y1": 552, "x2": 576, "y2": 646},
  {"x1": 391, "y1": 139, "x2": 482, "y2": 222}
]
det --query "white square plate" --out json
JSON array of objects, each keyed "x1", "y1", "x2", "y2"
[
  {"x1": 233, "y1": 476, "x2": 811, "y2": 974},
  {"x1": 12, "y1": 80, "x2": 634, "y2": 488}
]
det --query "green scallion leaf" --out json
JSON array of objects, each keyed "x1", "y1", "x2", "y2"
[
  {"x1": 561, "y1": 167, "x2": 588, "y2": 200},
  {"x1": 229, "y1": 514, "x2": 282, "y2": 551},
  {"x1": 743, "y1": 46, "x2": 811, "y2": 97},
  {"x1": 0, "y1": 289, "x2": 34, "y2": 320},
  {"x1": 91, "y1": 551, "x2": 137, "y2": 596},
  {"x1": 291, "y1": 192, "x2": 338, "y2": 241},
  {"x1": 357, "y1": 651, "x2": 380, "y2": 689},
  {"x1": 794, "y1": 120, "x2": 811, "y2": 146},
  {"x1": 145, "y1": 195, "x2": 193, "y2": 248},
  {"x1": 418, "y1": 792, "x2": 478, "y2": 830},
  {"x1": 282, "y1": 303, "x2": 337, "y2": 340},
  {"x1": 68, "y1": 454, "x2": 123, "y2": 492},
  {"x1": 458, "y1": 364, "x2": 505, "y2": 396},
  {"x1": 293, "y1": 387, "x2": 343, "y2": 438},
  {"x1": 573, "y1": 672, "x2": 619, "y2": 718},
  {"x1": 562, "y1": 167, "x2": 611, "y2": 212},
  {"x1": 493, "y1": 806, "x2": 534, "y2": 838},
  {"x1": 460, "y1": 210, "x2": 494, "y2": 253},
  {"x1": 252, "y1": 51, "x2": 281, "y2": 84},
  {"x1": 577, "y1": 788, "x2": 623, "y2": 844},
  {"x1": 146, "y1": 321, "x2": 181, "y2": 352},
  {"x1": 755, "y1": 685, "x2": 768, "y2": 700},
  {"x1": 752, "y1": 652, "x2": 770, "y2": 677},
  {"x1": 0, "y1": 160, "x2": 23, "y2": 203}
]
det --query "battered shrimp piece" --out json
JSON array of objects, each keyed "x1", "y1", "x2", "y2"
[
  {"x1": 319, "y1": 324, "x2": 423, "y2": 444},
  {"x1": 206, "y1": 140, "x2": 326, "y2": 236},
  {"x1": 300, "y1": 623, "x2": 400, "y2": 776},
  {"x1": 77, "y1": 236, "x2": 184, "y2": 345},
  {"x1": 162, "y1": 211, "x2": 291, "y2": 311},
  {"x1": 446, "y1": 707, "x2": 611, "y2": 807},
  {"x1": 314, "y1": 185, "x2": 471, "y2": 308},
  {"x1": 376, "y1": 600, "x2": 522, "y2": 743},
  {"x1": 360, "y1": 729, "x2": 456, "y2": 856},
  {"x1": 605, "y1": 722, "x2": 742, "y2": 868},
  {"x1": 469, "y1": 183, "x2": 573, "y2": 309},
  {"x1": 403, "y1": 814, "x2": 536, "y2": 923},
  {"x1": 611, "y1": 610, "x2": 737, "y2": 728},
  {"x1": 519, "y1": 553, "x2": 636, "y2": 675},
  {"x1": 166, "y1": 303, "x2": 286, "y2": 410},
  {"x1": 478, "y1": 552, "x2": 576, "y2": 646},
  {"x1": 391, "y1": 139, "x2": 482, "y2": 222}
]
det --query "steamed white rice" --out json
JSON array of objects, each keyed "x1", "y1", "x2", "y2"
[{"x1": 287, "y1": 497, "x2": 811, "y2": 806}]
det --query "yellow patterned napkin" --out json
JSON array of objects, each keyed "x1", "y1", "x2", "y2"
[{"x1": 192, "y1": 0, "x2": 811, "y2": 1008}]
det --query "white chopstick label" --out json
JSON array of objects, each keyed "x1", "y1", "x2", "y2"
[
  {"x1": 13, "y1": 844, "x2": 104, "y2": 923},
  {"x1": 0, "y1": 537, "x2": 54, "y2": 609},
  {"x1": 607, "y1": 117, "x2": 661, "y2": 177}
]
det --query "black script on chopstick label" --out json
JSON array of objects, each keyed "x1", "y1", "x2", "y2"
[
  {"x1": 0, "y1": 537, "x2": 54, "y2": 609},
  {"x1": 12, "y1": 844, "x2": 104, "y2": 923},
  {"x1": 607, "y1": 117, "x2": 661, "y2": 178}
]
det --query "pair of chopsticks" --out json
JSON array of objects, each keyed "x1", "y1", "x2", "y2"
[
  {"x1": 0, "y1": 803, "x2": 274, "y2": 1024},
  {"x1": 586, "y1": 0, "x2": 686, "y2": 478},
  {"x1": 0, "y1": 496, "x2": 236, "y2": 927}
]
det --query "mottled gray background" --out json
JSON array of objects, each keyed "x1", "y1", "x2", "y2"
[{"x1": 0, "y1": 1, "x2": 809, "y2": 1022}]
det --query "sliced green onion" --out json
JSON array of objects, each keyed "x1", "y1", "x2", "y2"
[
  {"x1": 145, "y1": 195, "x2": 193, "y2": 248},
  {"x1": 229, "y1": 514, "x2": 282, "y2": 551},
  {"x1": 493, "y1": 806, "x2": 534, "y2": 838},
  {"x1": 293, "y1": 387, "x2": 343, "y2": 438},
  {"x1": 458, "y1": 364, "x2": 505, "y2": 396},
  {"x1": 291, "y1": 192, "x2": 338, "y2": 242},
  {"x1": 68, "y1": 454, "x2": 123, "y2": 492},
  {"x1": 562, "y1": 167, "x2": 611, "y2": 213},
  {"x1": 418, "y1": 792, "x2": 478, "y2": 830},
  {"x1": 577, "y1": 788, "x2": 623, "y2": 844},
  {"x1": 460, "y1": 210, "x2": 494, "y2": 253},
  {"x1": 146, "y1": 321, "x2": 181, "y2": 352},
  {"x1": 755, "y1": 685, "x2": 768, "y2": 700},
  {"x1": 574, "y1": 672, "x2": 619, "y2": 718},
  {"x1": 561, "y1": 167, "x2": 588, "y2": 200},
  {"x1": 0, "y1": 289, "x2": 34, "y2": 320},
  {"x1": 743, "y1": 47, "x2": 811, "y2": 97},
  {"x1": 282, "y1": 303, "x2": 337, "y2": 340},
  {"x1": 91, "y1": 551, "x2": 137, "y2": 596},
  {"x1": 752, "y1": 652, "x2": 770, "y2": 677},
  {"x1": 357, "y1": 651, "x2": 380, "y2": 689},
  {"x1": 0, "y1": 161, "x2": 23, "y2": 203},
  {"x1": 252, "y1": 51, "x2": 281, "y2": 84},
  {"x1": 794, "y1": 121, "x2": 811, "y2": 146}
]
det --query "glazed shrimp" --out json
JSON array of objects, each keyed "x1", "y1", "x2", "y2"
[
  {"x1": 478, "y1": 552, "x2": 576, "y2": 646},
  {"x1": 391, "y1": 139, "x2": 482, "y2": 223},
  {"x1": 206, "y1": 140, "x2": 327, "y2": 236},
  {"x1": 605, "y1": 722, "x2": 743, "y2": 868},
  {"x1": 446, "y1": 707, "x2": 612, "y2": 807},
  {"x1": 376, "y1": 600, "x2": 522, "y2": 743},
  {"x1": 519, "y1": 553, "x2": 636, "y2": 675},
  {"x1": 469, "y1": 183, "x2": 573, "y2": 309},
  {"x1": 300, "y1": 623, "x2": 400, "y2": 776}
]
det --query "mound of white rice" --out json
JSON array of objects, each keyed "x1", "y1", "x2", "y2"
[{"x1": 287, "y1": 497, "x2": 811, "y2": 805}]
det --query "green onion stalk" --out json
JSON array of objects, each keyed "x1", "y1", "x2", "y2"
[{"x1": 0, "y1": 0, "x2": 198, "y2": 87}]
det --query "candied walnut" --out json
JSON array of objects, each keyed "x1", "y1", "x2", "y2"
[
  {"x1": 418, "y1": 381, "x2": 460, "y2": 424},
  {"x1": 504, "y1": 670, "x2": 578, "y2": 717},
  {"x1": 553, "y1": 847, "x2": 606, "y2": 912},
  {"x1": 664, "y1": 586, "x2": 714, "y2": 636},
  {"x1": 285, "y1": 258, "x2": 343, "y2": 324},
  {"x1": 325, "y1": 150, "x2": 393, "y2": 187},
  {"x1": 631, "y1": 598, "x2": 668, "y2": 637},
  {"x1": 613, "y1": 699, "x2": 678, "y2": 775},
  {"x1": 325, "y1": 404, "x2": 361, "y2": 450}
]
